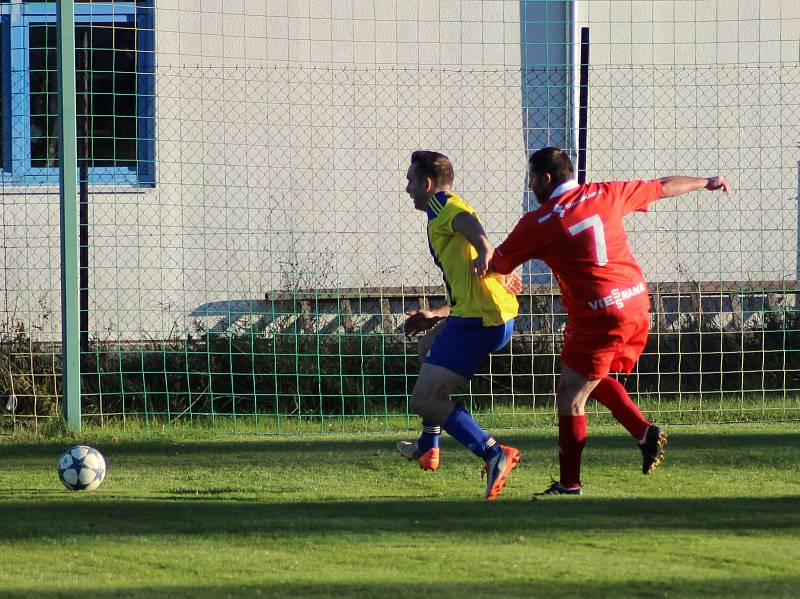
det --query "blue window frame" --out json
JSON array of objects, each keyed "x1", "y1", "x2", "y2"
[{"x1": 0, "y1": 0, "x2": 154, "y2": 185}]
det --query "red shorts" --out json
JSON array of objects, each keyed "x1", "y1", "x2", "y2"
[{"x1": 560, "y1": 315, "x2": 650, "y2": 380}]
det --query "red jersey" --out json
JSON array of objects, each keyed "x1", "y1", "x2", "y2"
[{"x1": 492, "y1": 179, "x2": 663, "y2": 326}]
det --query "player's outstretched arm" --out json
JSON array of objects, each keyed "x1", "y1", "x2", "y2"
[{"x1": 659, "y1": 175, "x2": 732, "y2": 198}]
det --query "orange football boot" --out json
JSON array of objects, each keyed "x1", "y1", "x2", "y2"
[
  {"x1": 397, "y1": 440, "x2": 440, "y2": 472},
  {"x1": 481, "y1": 445, "x2": 521, "y2": 500}
]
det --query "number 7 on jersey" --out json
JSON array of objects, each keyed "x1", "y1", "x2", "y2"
[{"x1": 568, "y1": 214, "x2": 608, "y2": 266}]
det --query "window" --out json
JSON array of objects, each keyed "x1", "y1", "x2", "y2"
[{"x1": 0, "y1": 1, "x2": 154, "y2": 185}]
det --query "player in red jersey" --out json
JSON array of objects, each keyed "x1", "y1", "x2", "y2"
[{"x1": 487, "y1": 147, "x2": 731, "y2": 495}]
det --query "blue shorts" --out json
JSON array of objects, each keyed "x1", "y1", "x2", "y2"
[{"x1": 424, "y1": 317, "x2": 515, "y2": 379}]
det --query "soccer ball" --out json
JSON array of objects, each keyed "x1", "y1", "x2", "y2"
[{"x1": 57, "y1": 446, "x2": 107, "y2": 491}]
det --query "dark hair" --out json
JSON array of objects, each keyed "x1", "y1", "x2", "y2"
[
  {"x1": 529, "y1": 147, "x2": 575, "y2": 182},
  {"x1": 410, "y1": 150, "x2": 454, "y2": 187}
]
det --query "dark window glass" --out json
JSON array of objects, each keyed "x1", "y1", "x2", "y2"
[
  {"x1": 29, "y1": 25, "x2": 58, "y2": 167},
  {"x1": 29, "y1": 22, "x2": 137, "y2": 168}
]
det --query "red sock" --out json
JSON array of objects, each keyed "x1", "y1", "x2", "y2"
[
  {"x1": 592, "y1": 376, "x2": 650, "y2": 441},
  {"x1": 558, "y1": 415, "x2": 587, "y2": 488}
]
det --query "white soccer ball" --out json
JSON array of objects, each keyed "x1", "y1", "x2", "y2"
[{"x1": 57, "y1": 446, "x2": 107, "y2": 491}]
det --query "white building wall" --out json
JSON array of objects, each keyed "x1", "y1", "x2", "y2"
[
  {"x1": 578, "y1": 1, "x2": 800, "y2": 283},
  {"x1": 2, "y1": 1, "x2": 798, "y2": 341},
  {"x1": 96, "y1": 0, "x2": 529, "y2": 339}
]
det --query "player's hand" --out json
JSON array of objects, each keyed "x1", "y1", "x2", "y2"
[
  {"x1": 404, "y1": 310, "x2": 444, "y2": 337},
  {"x1": 499, "y1": 271, "x2": 523, "y2": 295},
  {"x1": 706, "y1": 175, "x2": 732, "y2": 196},
  {"x1": 472, "y1": 248, "x2": 493, "y2": 278}
]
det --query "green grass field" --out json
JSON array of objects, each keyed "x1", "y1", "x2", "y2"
[{"x1": 1, "y1": 422, "x2": 799, "y2": 598}]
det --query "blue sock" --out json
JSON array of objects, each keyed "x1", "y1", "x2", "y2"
[
  {"x1": 417, "y1": 420, "x2": 441, "y2": 452},
  {"x1": 443, "y1": 405, "x2": 501, "y2": 461}
]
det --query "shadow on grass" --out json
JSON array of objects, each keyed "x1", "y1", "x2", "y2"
[
  {"x1": 3, "y1": 577, "x2": 800, "y2": 599},
  {"x1": 0, "y1": 495, "x2": 798, "y2": 540},
  {"x1": 2, "y1": 429, "x2": 799, "y2": 460}
]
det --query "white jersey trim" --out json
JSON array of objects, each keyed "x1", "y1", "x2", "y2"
[{"x1": 549, "y1": 178, "x2": 580, "y2": 200}]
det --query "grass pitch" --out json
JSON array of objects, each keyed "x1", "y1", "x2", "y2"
[{"x1": 1, "y1": 422, "x2": 798, "y2": 598}]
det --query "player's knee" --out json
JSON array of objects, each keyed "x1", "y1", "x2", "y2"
[
  {"x1": 556, "y1": 383, "x2": 584, "y2": 413},
  {"x1": 557, "y1": 379, "x2": 580, "y2": 402},
  {"x1": 410, "y1": 379, "x2": 451, "y2": 419},
  {"x1": 556, "y1": 394, "x2": 583, "y2": 415},
  {"x1": 409, "y1": 393, "x2": 433, "y2": 419}
]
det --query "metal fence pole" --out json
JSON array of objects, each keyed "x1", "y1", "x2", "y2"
[{"x1": 57, "y1": 0, "x2": 80, "y2": 431}]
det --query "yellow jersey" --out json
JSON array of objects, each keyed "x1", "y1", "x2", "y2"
[{"x1": 426, "y1": 191, "x2": 519, "y2": 326}]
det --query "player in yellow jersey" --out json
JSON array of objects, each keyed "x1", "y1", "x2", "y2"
[{"x1": 396, "y1": 150, "x2": 522, "y2": 500}]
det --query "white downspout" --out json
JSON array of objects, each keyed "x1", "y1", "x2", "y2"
[{"x1": 570, "y1": 0, "x2": 580, "y2": 158}]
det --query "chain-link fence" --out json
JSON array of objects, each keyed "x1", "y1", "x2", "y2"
[{"x1": 1, "y1": 56, "x2": 798, "y2": 431}]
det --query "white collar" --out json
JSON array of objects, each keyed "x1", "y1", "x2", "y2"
[{"x1": 549, "y1": 179, "x2": 579, "y2": 200}]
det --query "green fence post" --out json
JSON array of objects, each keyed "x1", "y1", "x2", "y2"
[{"x1": 57, "y1": 0, "x2": 81, "y2": 432}]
